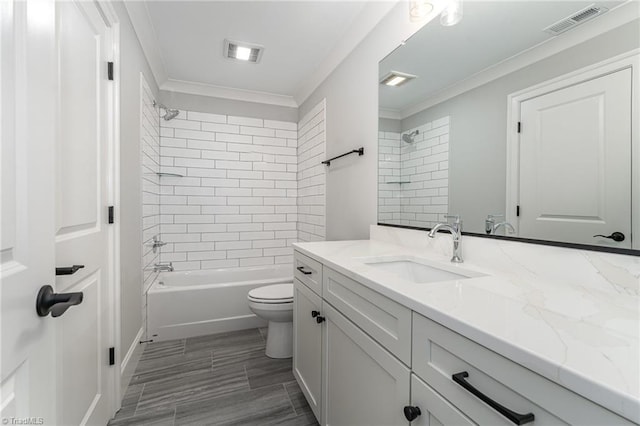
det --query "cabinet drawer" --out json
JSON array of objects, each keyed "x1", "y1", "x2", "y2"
[
  {"x1": 412, "y1": 313, "x2": 633, "y2": 426},
  {"x1": 323, "y1": 266, "x2": 411, "y2": 365},
  {"x1": 410, "y1": 374, "x2": 475, "y2": 426},
  {"x1": 294, "y1": 251, "x2": 323, "y2": 296}
]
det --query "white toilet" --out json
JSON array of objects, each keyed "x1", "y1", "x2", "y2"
[{"x1": 247, "y1": 283, "x2": 294, "y2": 359}]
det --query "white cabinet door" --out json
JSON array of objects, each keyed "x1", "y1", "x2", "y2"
[
  {"x1": 518, "y1": 68, "x2": 632, "y2": 248},
  {"x1": 410, "y1": 374, "x2": 475, "y2": 426},
  {"x1": 293, "y1": 279, "x2": 323, "y2": 423},
  {"x1": 1, "y1": 0, "x2": 57, "y2": 422},
  {"x1": 323, "y1": 303, "x2": 410, "y2": 426},
  {"x1": 54, "y1": 1, "x2": 115, "y2": 424}
]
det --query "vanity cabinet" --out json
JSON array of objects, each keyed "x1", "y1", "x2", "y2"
[
  {"x1": 323, "y1": 303, "x2": 410, "y2": 426},
  {"x1": 292, "y1": 249, "x2": 635, "y2": 426},
  {"x1": 293, "y1": 279, "x2": 323, "y2": 421}
]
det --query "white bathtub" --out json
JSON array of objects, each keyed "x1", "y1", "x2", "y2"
[{"x1": 147, "y1": 264, "x2": 293, "y2": 342}]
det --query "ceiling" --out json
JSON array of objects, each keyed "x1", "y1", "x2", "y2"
[
  {"x1": 379, "y1": 0, "x2": 629, "y2": 116},
  {"x1": 127, "y1": 1, "x2": 397, "y2": 107}
]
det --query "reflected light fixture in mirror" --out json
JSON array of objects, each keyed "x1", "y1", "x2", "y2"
[
  {"x1": 410, "y1": 0, "x2": 434, "y2": 21},
  {"x1": 441, "y1": 0, "x2": 463, "y2": 26}
]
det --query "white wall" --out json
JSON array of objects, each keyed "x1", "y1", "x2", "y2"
[
  {"x1": 113, "y1": 0, "x2": 159, "y2": 366},
  {"x1": 158, "y1": 109, "x2": 299, "y2": 271},
  {"x1": 298, "y1": 3, "x2": 433, "y2": 240}
]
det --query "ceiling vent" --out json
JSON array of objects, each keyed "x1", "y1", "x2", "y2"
[
  {"x1": 380, "y1": 71, "x2": 418, "y2": 87},
  {"x1": 543, "y1": 5, "x2": 608, "y2": 36},
  {"x1": 224, "y1": 39, "x2": 264, "y2": 64}
]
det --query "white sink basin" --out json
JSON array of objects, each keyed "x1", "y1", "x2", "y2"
[{"x1": 360, "y1": 256, "x2": 484, "y2": 284}]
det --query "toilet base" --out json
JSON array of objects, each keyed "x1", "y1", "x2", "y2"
[{"x1": 265, "y1": 320, "x2": 292, "y2": 359}]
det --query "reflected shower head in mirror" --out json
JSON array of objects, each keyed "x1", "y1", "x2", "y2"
[
  {"x1": 402, "y1": 130, "x2": 419, "y2": 143},
  {"x1": 153, "y1": 100, "x2": 180, "y2": 121}
]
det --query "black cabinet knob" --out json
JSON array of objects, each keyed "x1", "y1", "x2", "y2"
[
  {"x1": 311, "y1": 310, "x2": 320, "y2": 318},
  {"x1": 315, "y1": 315, "x2": 326, "y2": 324},
  {"x1": 403, "y1": 406, "x2": 421, "y2": 421}
]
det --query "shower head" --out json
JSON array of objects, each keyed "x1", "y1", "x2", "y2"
[
  {"x1": 402, "y1": 130, "x2": 419, "y2": 143},
  {"x1": 153, "y1": 100, "x2": 180, "y2": 121}
]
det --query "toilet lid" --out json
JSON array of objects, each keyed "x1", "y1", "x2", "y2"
[{"x1": 248, "y1": 283, "x2": 293, "y2": 303}]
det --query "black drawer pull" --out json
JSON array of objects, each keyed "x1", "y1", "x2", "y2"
[
  {"x1": 56, "y1": 265, "x2": 84, "y2": 276},
  {"x1": 296, "y1": 266, "x2": 312, "y2": 275},
  {"x1": 452, "y1": 372, "x2": 534, "y2": 425}
]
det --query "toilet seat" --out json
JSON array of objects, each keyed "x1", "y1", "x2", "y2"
[{"x1": 248, "y1": 283, "x2": 293, "y2": 304}]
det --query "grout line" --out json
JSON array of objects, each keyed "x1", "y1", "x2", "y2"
[
  {"x1": 171, "y1": 407, "x2": 177, "y2": 426},
  {"x1": 283, "y1": 382, "x2": 299, "y2": 416}
]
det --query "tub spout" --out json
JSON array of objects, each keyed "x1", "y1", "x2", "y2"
[{"x1": 153, "y1": 262, "x2": 174, "y2": 272}]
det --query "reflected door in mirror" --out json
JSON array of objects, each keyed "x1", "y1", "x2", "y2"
[{"x1": 518, "y1": 68, "x2": 632, "y2": 248}]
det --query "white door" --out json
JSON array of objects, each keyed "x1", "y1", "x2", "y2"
[
  {"x1": 54, "y1": 1, "x2": 115, "y2": 424},
  {"x1": 1, "y1": 0, "x2": 58, "y2": 423},
  {"x1": 518, "y1": 68, "x2": 632, "y2": 248},
  {"x1": 410, "y1": 374, "x2": 475, "y2": 426}
]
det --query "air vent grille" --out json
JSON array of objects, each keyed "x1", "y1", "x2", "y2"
[
  {"x1": 223, "y1": 39, "x2": 264, "y2": 64},
  {"x1": 544, "y1": 5, "x2": 608, "y2": 36}
]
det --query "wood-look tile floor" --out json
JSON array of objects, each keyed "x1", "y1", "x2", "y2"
[{"x1": 109, "y1": 328, "x2": 319, "y2": 426}]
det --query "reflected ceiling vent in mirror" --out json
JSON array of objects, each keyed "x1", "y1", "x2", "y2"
[
  {"x1": 380, "y1": 71, "x2": 417, "y2": 87},
  {"x1": 543, "y1": 5, "x2": 608, "y2": 36},
  {"x1": 224, "y1": 39, "x2": 264, "y2": 63}
]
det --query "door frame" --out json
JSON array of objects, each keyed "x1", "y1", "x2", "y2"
[
  {"x1": 90, "y1": 0, "x2": 122, "y2": 414},
  {"x1": 505, "y1": 49, "x2": 640, "y2": 249}
]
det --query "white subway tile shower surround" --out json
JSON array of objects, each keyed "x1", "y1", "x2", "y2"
[
  {"x1": 159, "y1": 110, "x2": 300, "y2": 271},
  {"x1": 140, "y1": 75, "x2": 160, "y2": 337},
  {"x1": 378, "y1": 117, "x2": 449, "y2": 229},
  {"x1": 297, "y1": 99, "x2": 326, "y2": 242}
]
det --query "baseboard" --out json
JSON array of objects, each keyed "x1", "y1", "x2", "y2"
[{"x1": 120, "y1": 327, "x2": 145, "y2": 397}]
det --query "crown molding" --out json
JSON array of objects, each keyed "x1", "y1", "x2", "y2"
[
  {"x1": 399, "y1": 1, "x2": 640, "y2": 120},
  {"x1": 161, "y1": 79, "x2": 298, "y2": 108},
  {"x1": 124, "y1": 1, "x2": 167, "y2": 86},
  {"x1": 379, "y1": 108, "x2": 401, "y2": 120}
]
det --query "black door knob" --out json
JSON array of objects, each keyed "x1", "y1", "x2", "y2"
[
  {"x1": 593, "y1": 232, "x2": 625, "y2": 242},
  {"x1": 315, "y1": 315, "x2": 326, "y2": 324},
  {"x1": 404, "y1": 406, "x2": 421, "y2": 421},
  {"x1": 36, "y1": 285, "x2": 83, "y2": 317}
]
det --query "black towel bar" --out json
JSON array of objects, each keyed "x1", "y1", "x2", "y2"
[{"x1": 322, "y1": 147, "x2": 364, "y2": 166}]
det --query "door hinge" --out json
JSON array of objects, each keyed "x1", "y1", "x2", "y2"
[
  {"x1": 516, "y1": 205, "x2": 520, "y2": 217},
  {"x1": 109, "y1": 347, "x2": 115, "y2": 366},
  {"x1": 107, "y1": 62, "x2": 114, "y2": 81},
  {"x1": 108, "y1": 206, "x2": 114, "y2": 224},
  {"x1": 517, "y1": 122, "x2": 521, "y2": 133}
]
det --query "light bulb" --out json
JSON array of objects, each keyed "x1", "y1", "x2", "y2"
[{"x1": 409, "y1": 1, "x2": 434, "y2": 22}]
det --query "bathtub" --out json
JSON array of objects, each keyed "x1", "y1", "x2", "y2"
[{"x1": 147, "y1": 264, "x2": 293, "y2": 342}]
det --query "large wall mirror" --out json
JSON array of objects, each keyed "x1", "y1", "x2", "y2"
[{"x1": 378, "y1": 0, "x2": 639, "y2": 252}]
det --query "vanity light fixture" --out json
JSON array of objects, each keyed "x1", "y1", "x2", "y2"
[
  {"x1": 409, "y1": 0, "x2": 434, "y2": 22},
  {"x1": 440, "y1": 0, "x2": 463, "y2": 26},
  {"x1": 224, "y1": 39, "x2": 264, "y2": 63},
  {"x1": 380, "y1": 71, "x2": 417, "y2": 87}
]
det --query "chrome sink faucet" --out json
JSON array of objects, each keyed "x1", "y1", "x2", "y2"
[
  {"x1": 428, "y1": 215, "x2": 463, "y2": 263},
  {"x1": 485, "y1": 214, "x2": 515, "y2": 235}
]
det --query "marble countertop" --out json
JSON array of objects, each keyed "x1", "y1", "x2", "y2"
[{"x1": 292, "y1": 236, "x2": 640, "y2": 423}]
